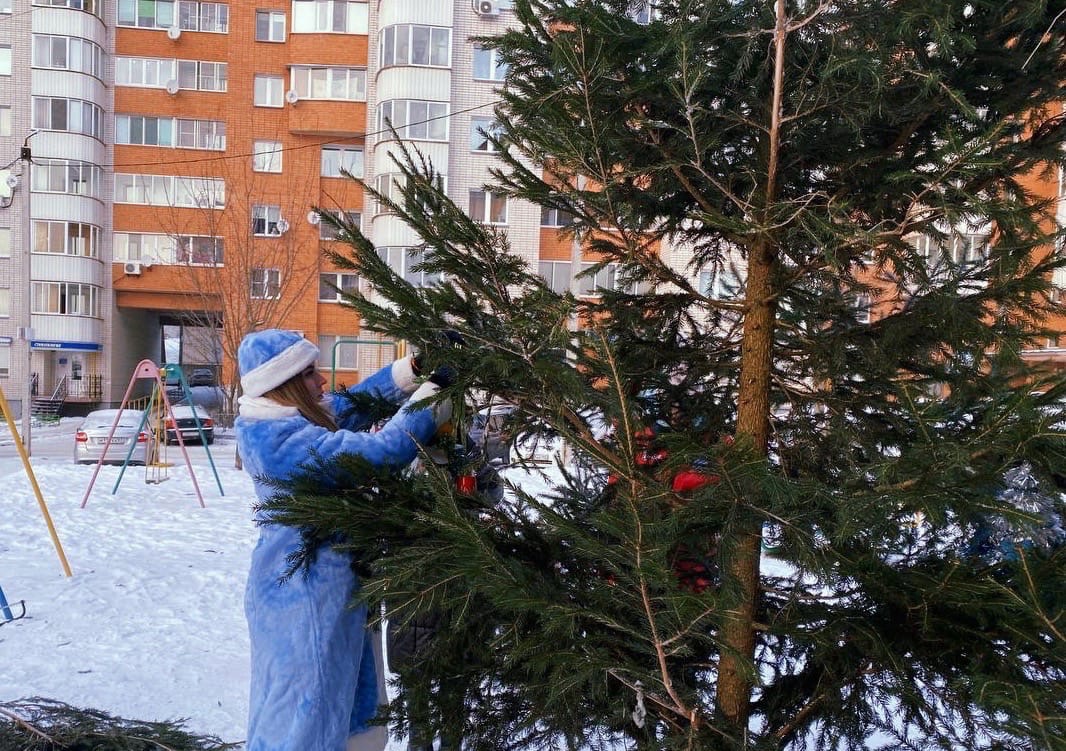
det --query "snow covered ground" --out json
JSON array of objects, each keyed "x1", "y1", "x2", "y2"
[
  {"x1": 0, "y1": 417, "x2": 559, "y2": 748},
  {"x1": 0, "y1": 418, "x2": 256, "y2": 744}
]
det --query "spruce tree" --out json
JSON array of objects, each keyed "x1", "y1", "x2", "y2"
[{"x1": 270, "y1": 1, "x2": 1066, "y2": 748}]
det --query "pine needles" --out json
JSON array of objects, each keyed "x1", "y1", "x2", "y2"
[{"x1": 0, "y1": 699, "x2": 238, "y2": 751}]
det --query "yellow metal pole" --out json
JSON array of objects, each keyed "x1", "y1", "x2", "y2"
[{"x1": 0, "y1": 384, "x2": 72, "y2": 577}]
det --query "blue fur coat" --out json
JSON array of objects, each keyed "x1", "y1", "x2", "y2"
[{"x1": 236, "y1": 357, "x2": 435, "y2": 751}]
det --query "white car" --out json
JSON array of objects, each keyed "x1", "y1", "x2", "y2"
[{"x1": 74, "y1": 409, "x2": 153, "y2": 465}]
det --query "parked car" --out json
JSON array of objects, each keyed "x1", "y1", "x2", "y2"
[
  {"x1": 188, "y1": 368, "x2": 216, "y2": 387},
  {"x1": 74, "y1": 409, "x2": 153, "y2": 465},
  {"x1": 467, "y1": 403, "x2": 517, "y2": 465},
  {"x1": 466, "y1": 402, "x2": 569, "y2": 465},
  {"x1": 156, "y1": 404, "x2": 214, "y2": 445}
]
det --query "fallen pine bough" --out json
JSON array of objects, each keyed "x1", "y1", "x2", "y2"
[{"x1": 0, "y1": 698, "x2": 240, "y2": 751}]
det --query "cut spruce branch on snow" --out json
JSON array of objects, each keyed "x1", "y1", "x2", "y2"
[{"x1": 0, "y1": 698, "x2": 238, "y2": 750}]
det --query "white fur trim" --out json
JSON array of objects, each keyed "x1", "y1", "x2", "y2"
[
  {"x1": 391, "y1": 356, "x2": 419, "y2": 394},
  {"x1": 407, "y1": 381, "x2": 451, "y2": 426},
  {"x1": 409, "y1": 380, "x2": 441, "y2": 402},
  {"x1": 240, "y1": 338, "x2": 320, "y2": 397},
  {"x1": 237, "y1": 394, "x2": 301, "y2": 420}
]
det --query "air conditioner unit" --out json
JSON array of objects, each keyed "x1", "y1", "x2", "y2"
[
  {"x1": 166, "y1": 25, "x2": 182, "y2": 40},
  {"x1": 473, "y1": 0, "x2": 499, "y2": 15},
  {"x1": 285, "y1": 89, "x2": 299, "y2": 105},
  {"x1": 124, "y1": 261, "x2": 143, "y2": 275}
]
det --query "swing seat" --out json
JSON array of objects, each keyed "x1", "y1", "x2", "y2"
[{"x1": 1, "y1": 599, "x2": 26, "y2": 624}]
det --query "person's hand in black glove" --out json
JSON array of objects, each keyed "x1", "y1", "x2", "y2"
[
  {"x1": 428, "y1": 365, "x2": 457, "y2": 387},
  {"x1": 413, "y1": 330, "x2": 465, "y2": 377}
]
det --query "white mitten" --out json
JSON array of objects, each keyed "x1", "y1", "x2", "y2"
[{"x1": 407, "y1": 381, "x2": 452, "y2": 427}]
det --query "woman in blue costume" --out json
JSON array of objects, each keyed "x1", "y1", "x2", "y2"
[{"x1": 235, "y1": 329, "x2": 450, "y2": 751}]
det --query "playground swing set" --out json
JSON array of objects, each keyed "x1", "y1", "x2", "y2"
[
  {"x1": 1, "y1": 359, "x2": 225, "y2": 625},
  {"x1": 80, "y1": 359, "x2": 224, "y2": 508}
]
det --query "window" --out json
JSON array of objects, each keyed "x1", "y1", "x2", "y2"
[
  {"x1": 374, "y1": 173, "x2": 404, "y2": 215},
  {"x1": 377, "y1": 100, "x2": 448, "y2": 140},
  {"x1": 541, "y1": 207, "x2": 575, "y2": 227},
  {"x1": 373, "y1": 173, "x2": 446, "y2": 215},
  {"x1": 291, "y1": 66, "x2": 366, "y2": 101},
  {"x1": 115, "y1": 232, "x2": 221, "y2": 265},
  {"x1": 627, "y1": 0, "x2": 652, "y2": 23},
  {"x1": 32, "y1": 160, "x2": 103, "y2": 197},
  {"x1": 469, "y1": 189, "x2": 507, "y2": 224},
  {"x1": 577, "y1": 263, "x2": 622, "y2": 296},
  {"x1": 32, "y1": 281, "x2": 100, "y2": 317},
  {"x1": 0, "y1": 288, "x2": 7, "y2": 317},
  {"x1": 0, "y1": 227, "x2": 9, "y2": 257},
  {"x1": 319, "y1": 272, "x2": 359, "y2": 302},
  {"x1": 0, "y1": 107, "x2": 11, "y2": 138},
  {"x1": 380, "y1": 25, "x2": 450, "y2": 68},
  {"x1": 253, "y1": 140, "x2": 283, "y2": 172},
  {"x1": 318, "y1": 334, "x2": 359, "y2": 370},
  {"x1": 853, "y1": 293, "x2": 872, "y2": 325},
  {"x1": 115, "y1": 232, "x2": 174, "y2": 262},
  {"x1": 291, "y1": 0, "x2": 367, "y2": 34},
  {"x1": 0, "y1": 0, "x2": 10, "y2": 12},
  {"x1": 470, "y1": 117, "x2": 502, "y2": 152},
  {"x1": 114, "y1": 174, "x2": 226, "y2": 208},
  {"x1": 34, "y1": 0, "x2": 103, "y2": 11},
  {"x1": 114, "y1": 56, "x2": 176, "y2": 87},
  {"x1": 32, "y1": 98, "x2": 103, "y2": 137},
  {"x1": 177, "y1": 60, "x2": 227, "y2": 91},
  {"x1": 539, "y1": 261, "x2": 571, "y2": 294},
  {"x1": 699, "y1": 268, "x2": 743, "y2": 298},
  {"x1": 376, "y1": 246, "x2": 441, "y2": 287},
  {"x1": 472, "y1": 43, "x2": 507, "y2": 81},
  {"x1": 0, "y1": 45, "x2": 10, "y2": 76},
  {"x1": 116, "y1": 115, "x2": 225, "y2": 150},
  {"x1": 321, "y1": 145, "x2": 363, "y2": 177},
  {"x1": 32, "y1": 36, "x2": 105, "y2": 77},
  {"x1": 949, "y1": 233, "x2": 989, "y2": 265},
  {"x1": 0, "y1": 345, "x2": 8, "y2": 378},
  {"x1": 256, "y1": 9, "x2": 286, "y2": 41},
  {"x1": 318, "y1": 210, "x2": 360, "y2": 240},
  {"x1": 254, "y1": 74, "x2": 284, "y2": 107},
  {"x1": 178, "y1": 1, "x2": 229, "y2": 32},
  {"x1": 118, "y1": 0, "x2": 176, "y2": 27},
  {"x1": 176, "y1": 118, "x2": 226, "y2": 149},
  {"x1": 912, "y1": 232, "x2": 990, "y2": 269},
  {"x1": 33, "y1": 221, "x2": 101, "y2": 258},
  {"x1": 177, "y1": 236, "x2": 224, "y2": 264},
  {"x1": 252, "y1": 204, "x2": 284, "y2": 235},
  {"x1": 251, "y1": 268, "x2": 281, "y2": 299}
]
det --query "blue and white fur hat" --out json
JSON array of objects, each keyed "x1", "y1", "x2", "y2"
[{"x1": 238, "y1": 329, "x2": 320, "y2": 397}]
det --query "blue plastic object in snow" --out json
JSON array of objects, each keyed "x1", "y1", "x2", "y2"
[{"x1": 0, "y1": 582, "x2": 25, "y2": 623}]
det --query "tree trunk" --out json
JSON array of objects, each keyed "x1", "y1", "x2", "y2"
[{"x1": 716, "y1": 236, "x2": 775, "y2": 737}]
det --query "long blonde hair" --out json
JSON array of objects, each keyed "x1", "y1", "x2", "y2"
[{"x1": 262, "y1": 375, "x2": 338, "y2": 431}]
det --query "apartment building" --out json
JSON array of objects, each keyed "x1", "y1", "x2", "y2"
[
  {"x1": 0, "y1": 0, "x2": 1060, "y2": 421},
  {"x1": 0, "y1": 0, "x2": 630, "y2": 418}
]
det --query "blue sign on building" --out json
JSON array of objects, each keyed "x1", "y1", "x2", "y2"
[{"x1": 30, "y1": 341, "x2": 102, "y2": 352}]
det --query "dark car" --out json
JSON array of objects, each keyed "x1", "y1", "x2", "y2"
[
  {"x1": 188, "y1": 368, "x2": 216, "y2": 387},
  {"x1": 155, "y1": 404, "x2": 214, "y2": 445}
]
